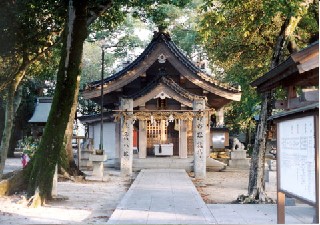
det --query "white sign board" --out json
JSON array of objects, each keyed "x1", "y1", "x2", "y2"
[{"x1": 278, "y1": 116, "x2": 316, "y2": 204}]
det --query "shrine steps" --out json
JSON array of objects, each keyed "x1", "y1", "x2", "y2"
[{"x1": 132, "y1": 156, "x2": 194, "y2": 172}]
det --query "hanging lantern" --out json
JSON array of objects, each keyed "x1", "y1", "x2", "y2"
[
  {"x1": 132, "y1": 115, "x2": 137, "y2": 125},
  {"x1": 168, "y1": 114, "x2": 174, "y2": 122}
]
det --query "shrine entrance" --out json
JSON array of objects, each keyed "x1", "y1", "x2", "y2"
[
  {"x1": 82, "y1": 32, "x2": 242, "y2": 178},
  {"x1": 146, "y1": 120, "x2": 179, "y2": 156}
]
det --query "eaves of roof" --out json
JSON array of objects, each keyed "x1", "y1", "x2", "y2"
[
  {"x1": 78, "y1": 111, "x2": 114, "y2": 124},
  {"x1": 251, "y1": 41, "x2": 319, "y2": 89},
  {"x1": 268, "y1": 102, "x2": 319, "y2": 121}
]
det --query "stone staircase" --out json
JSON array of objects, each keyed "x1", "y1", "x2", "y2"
[{"x1": 133, "y1": 156, "x2": 194, "y2": 172}]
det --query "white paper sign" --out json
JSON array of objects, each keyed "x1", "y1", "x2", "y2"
[{"x1": 278, "y1": 116, "x2": 315, "y2": 203}]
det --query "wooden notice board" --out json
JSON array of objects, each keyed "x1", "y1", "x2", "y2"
[{"x1": 276, "y1": 112, "x2": 319, "y2": 224}]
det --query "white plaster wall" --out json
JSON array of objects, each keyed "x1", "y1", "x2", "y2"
[{"x1": 90, "y1": 122, "x2": 116, "y2": 159}]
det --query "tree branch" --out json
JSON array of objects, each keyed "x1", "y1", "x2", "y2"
[{"x1": 87, "y1": 1, "x2": 113, "y2": 27}]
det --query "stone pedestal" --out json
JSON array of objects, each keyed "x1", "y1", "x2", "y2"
[
  {"x1": 230, "y1": 150, "x2": 246, "y2": 159},
  {"x1": 80, "y1": 139, "x2": 94, "y2": 170},
  {"x1": 89, "y1": 154, "x2": 107, "y2": 180},
  {"x1": 265, "y1": 159, "x2": 277, "y2": 192},
  {"x1": 229, "y1": 150, "x2": 250, "y2": 168}
]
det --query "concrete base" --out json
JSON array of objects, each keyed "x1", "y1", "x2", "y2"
[
  {"x1": 92, "y1": 162, "x2": 104, "y2": 179},
  {"x1": 228, "y1": 158, "x2": 250, "y2": 169}
]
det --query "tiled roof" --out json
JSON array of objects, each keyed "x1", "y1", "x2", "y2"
[
  {"x1": 86, "y1": 32, "x2": 239, "y2": 92},
  {"x1": 28, "y1": 97, "x2": 53, "y2": 123}
]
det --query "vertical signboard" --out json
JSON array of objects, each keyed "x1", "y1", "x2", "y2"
[{"x1": 278, "y1": 115, "x2": 316, "y2": 204}]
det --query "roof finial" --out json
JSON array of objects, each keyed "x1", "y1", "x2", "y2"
[{"x1": 158, "y1": 25, "x2": 167, "y2": 34}]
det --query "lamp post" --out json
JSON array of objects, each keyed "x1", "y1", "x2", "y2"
[
  {"x1": 99, "y1": 47, "x2": 105, "y2": 152},
  {"x1": 98, "y1": 43, "x2": 139, "y2": 153}
]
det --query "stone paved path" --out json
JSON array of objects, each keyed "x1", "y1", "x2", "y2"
[{"x1": 107, "y1": 169, "x2": 216, "y2": 224}]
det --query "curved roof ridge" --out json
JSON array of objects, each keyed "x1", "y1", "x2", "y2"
[
  {"x1": 88, "y1": 36, "x2": 160, "y2": 88},
  {"x1": 86, "y1": 31, "x2": 240, "y2": 92},
  {"x1": 124, "y1": 73, "x2": 162, "y2": 99},
  {"x1": 160, "y1": 76, "x2": 204, "y2": 101},
  {"x1": 162, "y1": 35, "x2": 239, "y2": 92}
]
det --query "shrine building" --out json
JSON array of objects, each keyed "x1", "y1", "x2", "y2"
[{"x1": 81, "y1": 31, "x2": 241, "y2": 178}]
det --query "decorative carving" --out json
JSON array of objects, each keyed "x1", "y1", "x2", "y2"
[
  {"x1": 158, "y1": 53, "x2": 166, "y2": 63},
  {"x1": 114, "y1": 110, "x2": 213, "y2": 122},
  {"x1": 154, "y1": 91, "x2": 171, "y2": 100}
]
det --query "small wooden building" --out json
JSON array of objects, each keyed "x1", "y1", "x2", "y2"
[
  {"x1": 28, "y1": 97, "x2": 53, "y2": 138},
  {"x1": 252, "y1": 41, "x2": 319, "y2": 223},
  {"x1": 82, "y1": 31, "x2": 241, "y2": 177}
]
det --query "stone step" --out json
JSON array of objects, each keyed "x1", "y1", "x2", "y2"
[{"x1": 133, "y1": 157, "x2": 194, "y2": 172}]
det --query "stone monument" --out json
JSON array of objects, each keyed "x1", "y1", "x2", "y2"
[{"x1": 228, "y1": 138, "x2": 250, "y2": 168}]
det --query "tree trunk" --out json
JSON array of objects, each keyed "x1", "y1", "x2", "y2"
[
  {"x1": 64, "y1": 82, "x2": 80, "y2": 174},
  {"x1": 8, "y1": 86, "x2": 26, "y2": 158},
  {"x1": 27, "y1": 0, "x2": 88, "y2": 203},
  {"x1": 0, "y1": 72, "x2": 24, "y2": 179},
  {"x1": 248, "y1": 91, "x2": 272, "y2": 198},
  {"x1": 248, "y1": 1, "x2": 313, "y2": 200}
]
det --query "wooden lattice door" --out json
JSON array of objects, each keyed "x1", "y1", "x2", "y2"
[
  {"x1": 146, "y1": 120, "x2": 179, "y2": 156},
  {"x1": 146, "y1": 120, "x2": 161, "y2": 155}
]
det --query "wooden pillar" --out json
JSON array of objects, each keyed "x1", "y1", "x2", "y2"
[
  {"x1": 139, "y1": 120, "x2": 147, "y2": 158},
  {"x1": 193, "y1": 99, "x2": 206, "y2": 179},
  {"x1": 120, "y1": 98, "x2": 133, "y2": 176},
  {"x1": 179, "y1": 120, "x2": 188, "y2": 158},
  {"x1": 277, "y1": 191, "x2": 285, "y2": 224}
]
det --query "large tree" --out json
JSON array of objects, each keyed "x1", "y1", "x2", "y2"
[
  {"x1": 26, "y1": 0, "x2": 192, "y2": 204},
  {"x1": 198, "y1": 0, "x2": 318, "y2": 201},
  {"x1": 0, "y1": 0, "x2": 64, "y2": 178}
]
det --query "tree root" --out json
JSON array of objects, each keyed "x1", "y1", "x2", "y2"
[
  {"x1": 27, "y1": 188, "x2": 43, "y2": 208},
  {"x1": 59, "y1": 166, "x2": 85, "y2": 182},
  {"x1": 232, "y1": 193, "x2": 275, "y2": 204},
  {"x1": 67, "y1": 161, "x2": 85, "y2": 177}
]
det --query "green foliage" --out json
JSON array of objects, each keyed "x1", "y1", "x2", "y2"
[
  {"x1": 0, "y1": 0, "x2": 65, "y2": 92},
  {"x1": 198, "y1": 0, "x2": 318, "y2": 133},
  {"x1": 21, "y1": 136, "x2": 39, "y2": 158},
  {"x1": 169, "y1": 0, "x2": 203, "y2": 57}
]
